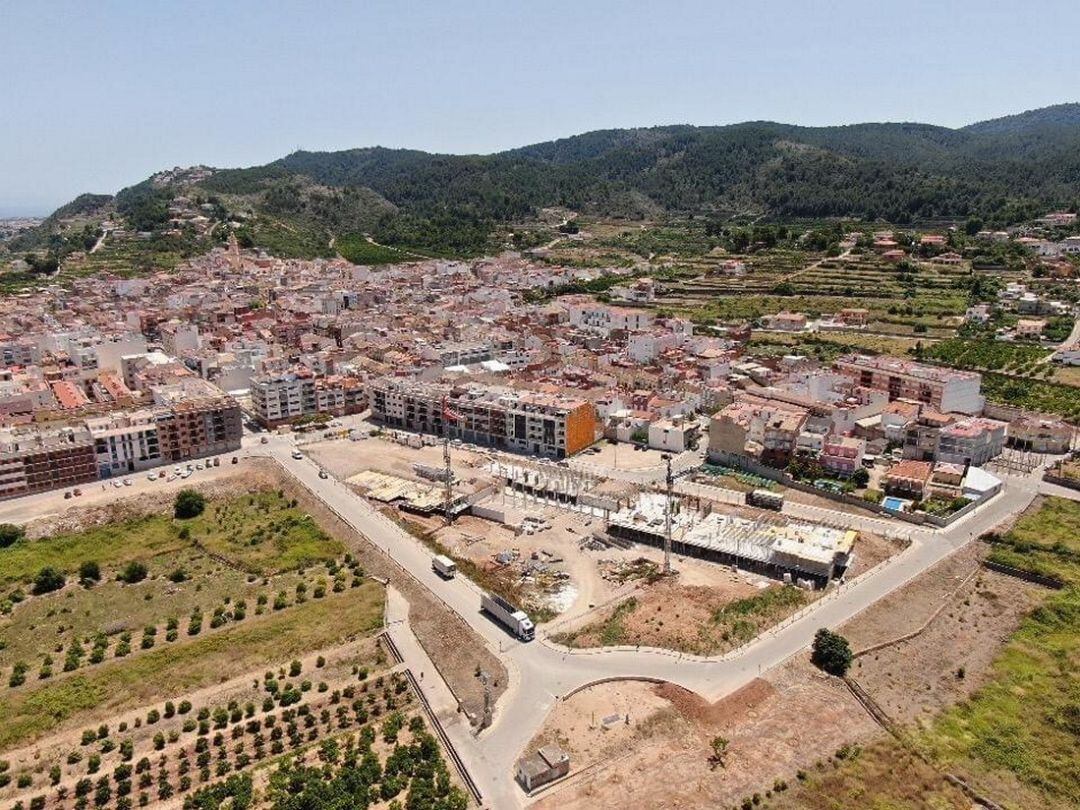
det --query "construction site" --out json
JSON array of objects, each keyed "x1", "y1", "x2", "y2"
[{"x1": 303, "y1": 432, "x2": 882, "y2": 636}]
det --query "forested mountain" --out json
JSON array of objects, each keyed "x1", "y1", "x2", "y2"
[
  {"x1": 15, "y1": 103, "x2": 1080, "y2": 264},
  {"x1": 212, "y1": 104, "x2": 1080, "y2": 228}
]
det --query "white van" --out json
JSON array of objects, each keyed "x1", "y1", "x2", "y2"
[{"x1": 432, "y1": 555, "x2": 457, "y2": 579}]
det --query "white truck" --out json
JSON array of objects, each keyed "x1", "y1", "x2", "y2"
[
  {"x1": 481, "y1": 593, "x2": 535, "y2": 641},
  {"x1": 431, "y1": 554, "x2": 457, "y2": 579}
]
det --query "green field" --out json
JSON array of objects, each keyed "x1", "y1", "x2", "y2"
[
  {"x1": 0, "y1": 581, "x2": 384, "y2": 750},
  {"x1": 0, "y1": 490, "x2": 344, "y2": 587},
  {"x1": 1004, "y1": 496, "x2": 1080, "y2": 554}
]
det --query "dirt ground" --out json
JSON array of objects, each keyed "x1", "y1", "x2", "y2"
[
  {"x1": 552, "y1": 575, "x2": 778, "y2": 655},
  {"x1": 307, "y1": 435, "x2": 493, "y2": 494},
  {"x1": 841, "y1": 542, "x2": 1046, "y2": 727},
  {"x1": 530, "y1": 658, "x2": 879, "y2": 810}
]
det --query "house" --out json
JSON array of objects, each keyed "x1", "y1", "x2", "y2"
[
  {"x1": 965, "y1": 304, "x2": 992, "y2": 324},
  {"x1": 1014, "y1": 318, "x2": 1047, "y2": 339},
  {"x1": 931, "y1": 252, "x2": 963, "y2": 266},
  {"x1": 837, "y1": 308, "x2": 870, "y2": 327},
  {"x1": 648, "y1": 416, "x2": 700, "y2": 453},
  {"x1": 517, "y1": 745, "x2": 570, "y2": 791},
  {"x1": 821, "y1": 435, "x2": 866, "y2": 476},
  {"x1": 762, "y1": 312, "x2": 807, "y2": 332},
  {"x1": 883, "y1": 459, "x2": 933, "y2": 499},
  {"x1": 1007, "y1": 416, "x2": 1074, "y2": 454}
]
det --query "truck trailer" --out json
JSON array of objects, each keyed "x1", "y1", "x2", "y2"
[
  {"x1": 747, "y1": 488, "x2": 784, "y2": 511},
  {"x1": 481, "y1": 593, "x2": 535, "y2": 641}
]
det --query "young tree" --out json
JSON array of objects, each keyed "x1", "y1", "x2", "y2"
[
  {"x1": 811, "y1": 628, "x2": 853, "y2": 676},
  {"x1": 708, "y1": 735, "x2": 729, "y2": 769}
]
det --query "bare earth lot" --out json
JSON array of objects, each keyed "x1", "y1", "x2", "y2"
[{"x1": 531, "y1": 532, "x2": 1053, "y2": 809}]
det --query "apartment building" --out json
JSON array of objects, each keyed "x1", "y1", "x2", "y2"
[
  {"x1": 708, "y1": 395, "x2": 809, "y2": 467},
  {"x1": 86, "y1": 410, "x2": 162, "y2": 477},
  {"x1": 155, "y1": 395, "x2": 243, "y2": 462},
  {"x1": 368, "y1": 378, "x2": 597, "y2": 459},
  {"x1": 834, "y1": 354, "x2": 985, "y2": 415},
  {"x1": 566, "y1": 300, "x2": 654, "y2": 334},
  {"x1": 0, "y1": 426, "x2": 98, "y2": 500},
  {"x1": 250, "y1": 368, "x2": 366, "y2": 427},
  {"x1": 904, "y1": 413, "x2": 1007, "y2": 466}
]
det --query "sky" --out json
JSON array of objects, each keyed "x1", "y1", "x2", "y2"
[{"x1": 2, "y1": 0, "x2": 1079, "y2": 216}]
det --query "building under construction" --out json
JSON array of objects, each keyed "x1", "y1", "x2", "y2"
[{"x1": 606, "y1": 493, "x2": 856, "y2": 586}]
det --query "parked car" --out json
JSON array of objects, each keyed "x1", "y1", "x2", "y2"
[
  {"x1": 291, "y1": 450, "x2": 304, "y2": 460},
  {"x1": 318, "y1": 470, "x2": 328, "y2": 479}
]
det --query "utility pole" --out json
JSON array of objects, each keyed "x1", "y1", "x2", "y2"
[{"x1": 662, "y1": 452, "x2": 673, "y2": 575}]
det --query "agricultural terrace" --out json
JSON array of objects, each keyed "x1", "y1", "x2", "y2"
[
  {"x1": 0, "y1": 484, "x2": 464, "y2": 810},
  {"x1": 920, "y1": 339, "x2": 1054, "y2": 376}
]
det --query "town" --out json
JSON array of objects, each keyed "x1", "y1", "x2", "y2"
[{"x1": 3, "y1": 8, "x2": 1080, "y2": 804}]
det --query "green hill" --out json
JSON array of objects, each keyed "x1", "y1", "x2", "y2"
[{"x1": 11, "y1": 103, "x2": 1080, "y2": 270}]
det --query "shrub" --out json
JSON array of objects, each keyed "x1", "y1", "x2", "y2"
[
  {"x1": 118, "y1": 562, "x2": 148, "y2": 584},
  {"x1": 33, "y1": 566, "x2": 66, "y2": 595},
  {"x1": 0, "y1": 523, "x2": 24, "y2": 548},
  {"x1": 174, "y1": 490, "x2": 206, "y2": 519},
  {"x1": 79, "y1": 561, "x2": 101, "y2": 584}
]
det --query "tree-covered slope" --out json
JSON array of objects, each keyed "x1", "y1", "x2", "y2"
[{"x1": 12, "y1": 103, "x2": 1080, "y2": 269}]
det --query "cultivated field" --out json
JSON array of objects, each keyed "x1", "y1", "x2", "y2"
[{"x1": 0, "y1": 462, "x2": 485, "y2": 808}]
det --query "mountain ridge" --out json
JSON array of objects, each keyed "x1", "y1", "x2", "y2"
[{"x1": 9, "y1": 103, "x2": 1080, "y2": 265}]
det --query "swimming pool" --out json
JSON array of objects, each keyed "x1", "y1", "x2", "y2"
[{"x1": 882, "y1": 496, "x2": 905, "y2": 511}]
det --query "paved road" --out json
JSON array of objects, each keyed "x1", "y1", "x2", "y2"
[{"x1": 249, "y1": 435, "x2": 1043, "y2": 807}]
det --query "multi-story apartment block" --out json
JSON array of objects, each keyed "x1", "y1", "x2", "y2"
[
  {"x1": 0, "y1": 426, "x2": 98, "y2": 500},
  {"x1": 566, "y1": 300, "x2": 654, "y2": 334},
  {"x1": 86, "y1": 410, "x2": 162, "y2": 477},
  {"x1": 834, "y1": 355, "x2": 985, "y2": 415},
  {"x1": 368, "y1": 378, "x2": 597, "y2": 459},
  {"x1": 155, "y1": 395, "x2": 243, "y2": 462},
  {"x1": 904, "y1": 413, "x2": 1007, "y2": 466},
  {"x1": 251, "y1": 368, "x2": 366, "y2": 427}
]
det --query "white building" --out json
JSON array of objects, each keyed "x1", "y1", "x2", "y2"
[{"x1": 86, "y1": 410, "x2": 162, "y2": 477}]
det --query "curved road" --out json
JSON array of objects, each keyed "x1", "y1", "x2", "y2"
[{"x1": 253, "y1": 436, "x2": 1043, "y2": 808}]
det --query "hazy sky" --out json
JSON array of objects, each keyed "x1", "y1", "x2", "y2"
[{"x1": 3, "y1": 0, "x2": 1079, "y2": 216}]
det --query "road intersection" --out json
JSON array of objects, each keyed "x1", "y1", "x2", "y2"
[{"x1": 254, "y1": 435, "x2": 1051, "y2": 808}]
